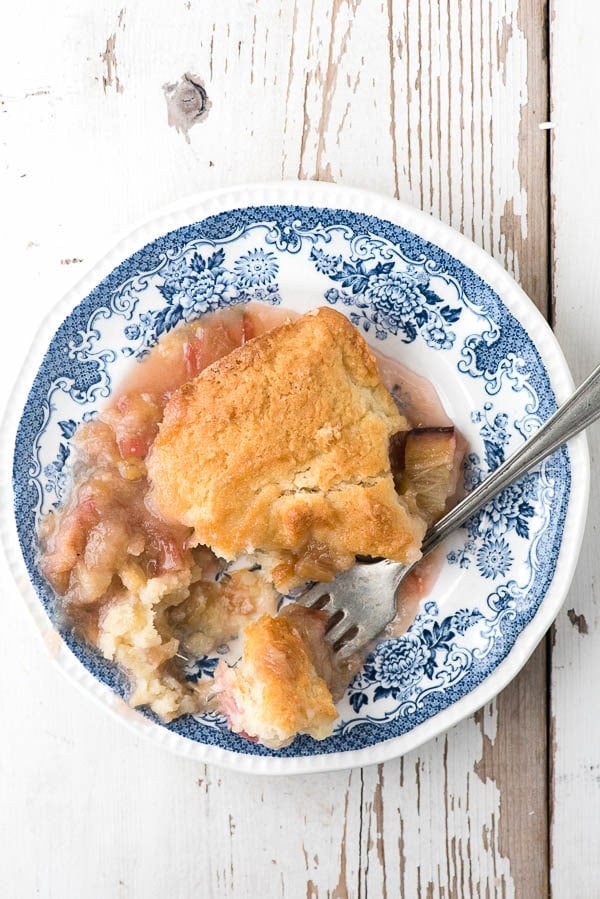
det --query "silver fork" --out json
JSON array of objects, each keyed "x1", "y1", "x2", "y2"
[{"x1": 294, "y1": 361, "x2": 600, "y2": 659}]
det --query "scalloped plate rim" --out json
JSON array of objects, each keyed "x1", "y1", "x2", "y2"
[{"x1": 0, "y1": 180, "x2": 589, "y2": 774}]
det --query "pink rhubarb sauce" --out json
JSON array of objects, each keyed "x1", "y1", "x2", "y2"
[
  {"x1": 370, "y1": 346, "x2": 465, "y2": 635},
  {"x1": 39, "y1": 304, "x2": 294, "y2": 637},
  {"x1": 39, "y1": 303, "x2": 461, "y2": 642}
]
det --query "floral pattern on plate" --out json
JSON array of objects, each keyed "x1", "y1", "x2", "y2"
[{"x1": 12, "y1": 200, "x2": 573, "y2": 760}]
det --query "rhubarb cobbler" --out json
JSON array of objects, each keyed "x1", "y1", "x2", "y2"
[{"x1": 38, "y1": 303, "x2": 460, "y2": 748}]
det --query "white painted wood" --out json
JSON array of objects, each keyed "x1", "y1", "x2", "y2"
[
  {"x1": 550, "y1": 3, "x2": 600, "y2": 896},
  {"x1": 0, "y1": 1, "x2": 559, "y2": 896},
  {"x1": 358, "y1": 713, "x2": 515, "y2": 899}
]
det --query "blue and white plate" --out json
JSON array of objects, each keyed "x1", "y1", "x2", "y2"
[{"x1": 1, "y1": 182, "x2": 589, "y2": 773}]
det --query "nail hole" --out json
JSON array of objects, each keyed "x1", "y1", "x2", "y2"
[{"x1": 163, "y1": 72, "x2": 211, "y2": 141}]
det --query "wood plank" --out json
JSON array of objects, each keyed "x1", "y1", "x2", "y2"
[
  {"x1": 348, "y1": 1, "x2": 550, "y2": 894},
  {"x1": 0, "y1": 1, "x2": 554, "y2": 896},
  {"x1": 549, "y1": 2, "x2": 600, "y2": 895}
]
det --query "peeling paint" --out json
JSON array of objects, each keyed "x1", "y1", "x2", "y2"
[
  {"x1": 500, "y1": 196, "x2": 527, "y2": 282},
  {"x1": 100, "y1": 10, "x2": 126, "y2": 94},
  {"x1": 373, "y1": 765, "x2": 388, "y2": 899},
  {"x1": 496, "y1": 19, "x2": 513, "y2": 85},
  {"x1": 397, "y1": 816, "x2": 406, "y2": 897},
  {"x1": 472, "y1": 645, "x2": 548, "y2": 898},
  {"x1": 494, "y1": 5, "x2": 529, "y2": 283},
  {"x1": 567, "y1": 608, "x2": 588, "y2": 634},
  {"x1": 386, "y1": 0, "x2": 399, "y2": 199},
  {"x1": 101, "y1": 33, "x2": 123, "y2": 93},
  {"x1": 331, "y1": 784, "x2": 350, "y2": 899},
  {"x1": 298, "y1": 0, "x2": 358, "y2": 181}
]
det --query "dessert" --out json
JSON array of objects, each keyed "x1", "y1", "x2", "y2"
[
  {"x1": 214, "y1": 612, "x2": 338, "y2": 748},
  {"x1": 38, "y1": 302, "x2": 459, "y2": 747},
  {"x1": 38, "y1": 305, "x2": 289, "y2": 722},
  {"x1": 147, "y1": 307, "x2": 427, "y2": 590}
]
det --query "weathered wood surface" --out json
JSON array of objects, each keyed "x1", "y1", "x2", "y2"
[
  {"x1": 0, "y1": 1, "x2": 594, "y2": 896},
  {"x1": 549, "y1": 4, "x2": 600, "y2": 897}
]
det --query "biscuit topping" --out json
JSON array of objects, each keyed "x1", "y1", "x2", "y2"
[{"x1": 147, "y1": 307, "x2": 427, "y2": 590}]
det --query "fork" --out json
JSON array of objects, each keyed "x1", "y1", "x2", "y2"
[{"x1": 294, "y1": 360, "x2": 600, "y2": 659}]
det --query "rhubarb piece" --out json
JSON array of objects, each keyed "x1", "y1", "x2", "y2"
[{"x1": 399, "y1": 427, "x2": 457, "y2": 524}]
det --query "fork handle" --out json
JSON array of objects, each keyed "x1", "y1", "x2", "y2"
[{"x1": 420, "y1": 360, "x2": 600, "y2": 558}]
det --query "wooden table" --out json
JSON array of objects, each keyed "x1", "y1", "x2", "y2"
[{"x1": 1, "y1": 2, "x2": 598, "y2": 896}]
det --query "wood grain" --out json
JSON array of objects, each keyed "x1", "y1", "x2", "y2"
[
  {"x1": 549, "y1": 2, "x2": 600, "y2": 895},
  {"x1": 0, "y1": 0, "x2": 579, "y2": 896}
]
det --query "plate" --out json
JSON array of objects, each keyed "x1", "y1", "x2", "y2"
[{"x1": 1, "y1": 182, "x2": 589, "y2": 774}]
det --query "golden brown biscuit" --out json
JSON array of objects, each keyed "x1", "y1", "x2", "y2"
[
  {"x1": 214, "y1": 614, "x2": 338, "y2": 747},
  {"x1": 147, "y1": 306, "x2": 426, "y2": 589}
]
